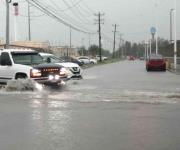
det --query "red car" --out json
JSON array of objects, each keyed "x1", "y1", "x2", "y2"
[
  {"x1": 146, "y1": 54, "x2": 166, "y2": 71},
  {"x1": 129, "y1": 56, "x2": 135, "y2": 61}
]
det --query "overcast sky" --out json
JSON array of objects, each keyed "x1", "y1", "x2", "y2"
[{"x1": 0, "y1": 0, "x2": 179, "y2": 51}]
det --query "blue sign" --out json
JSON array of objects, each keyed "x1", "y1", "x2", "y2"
[{"x1": 150, "y1": 27, "x2": 156, "y2": 34}]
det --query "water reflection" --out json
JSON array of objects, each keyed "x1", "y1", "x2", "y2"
[{"x1": 30, "y1": 98, "x2": 71, "y2": 148}]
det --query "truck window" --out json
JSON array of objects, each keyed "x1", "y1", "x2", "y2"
[
  {"x1": 12, "y1": 53, "x2": 43, "y2": 65},
  {"x1": 0, "y1": 52, "x2": 12, "y2": 66}
]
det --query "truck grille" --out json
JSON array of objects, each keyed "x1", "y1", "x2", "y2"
[{"x1": 41, "y1": 68, "x2": 60, "y2": 77}]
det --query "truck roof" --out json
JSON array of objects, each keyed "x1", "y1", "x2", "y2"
[
  {"x1": 39, "y1": 52, "x2": 53, "y2": 56},
  {"x1": 0, "y1": 49, "x2": 37, "y2": 53}
]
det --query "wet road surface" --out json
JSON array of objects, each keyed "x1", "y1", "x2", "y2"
[{"x1": 0, "y1": 60, "x2": 180, "y2": 150}]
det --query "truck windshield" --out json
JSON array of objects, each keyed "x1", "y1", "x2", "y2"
[{"x1": 12, "y1": 53, "x2": 44, "y2": 65}]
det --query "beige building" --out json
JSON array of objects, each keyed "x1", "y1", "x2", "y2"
[
  {"x1": 0, "y1": 41, "x2": 79, "y2": 57},
  {"x1": 0, "y1": 41, "x2": 50, "y2": 52},
  {"x1": 51, "y1": 46, "x2": 79, "y2": 58}
]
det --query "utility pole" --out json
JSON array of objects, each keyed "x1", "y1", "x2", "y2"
[
  {"x1": 68, "y1": 26, "x2": 72, "y2": 57},
  {"x1": 118, "y1": 34, "x2": 123, "y2": 58},
  {"x1": 81, "y1": 38, "x2": 84, "y2": 56},
  {"x1": 95, "y1": 12, "x2": 104, "y2": 62},
  {"x1": 88, "y1": 33, "x2": 91, "y2": 48},
  {"x1": 87, "y1": 33, "x2": 91, "y2": 56},
  {"x1": 28, "y1": 1, "x2": 31, "y2": 41},
  {"x1": 174, "y1": 0, "x2": 177, "y2": 70},
  {"x1": 112, "y1": 24, "x2": 118, "y2": 58},
  {"x1": 5, "y1": 0, "x2": 12, "y2": 49}
]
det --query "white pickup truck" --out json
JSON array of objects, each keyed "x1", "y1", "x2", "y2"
[{"x1": 0, "y1": 49, "x2": 68, "y2": 85}]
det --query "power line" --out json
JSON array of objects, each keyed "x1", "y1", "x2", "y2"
[
  {"x1": 61, "y1": 0, "x2": 92, "y2": 24},
  {"x1": 25, "y1": 0, "x2": 95, "y2": 34},
  {"x1": 69, "y1": 0, "x2": 94, "y2": 16},
  {"x1": 81, "y1": 0, "x2": 95, "y2": 14},
  {"x1": 42, "y1": 0, "x2": 94, "y2": 28},
  {"x1": 61, "y1": 0, "x2": 83, "y2": 12}
]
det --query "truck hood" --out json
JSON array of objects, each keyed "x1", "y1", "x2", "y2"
[
  {"x1": 33, "y1": 63, "x2": 63, "y2": 69},
  {"x1": 55, "y1": 62, "x2": 79, "y2": 68}
]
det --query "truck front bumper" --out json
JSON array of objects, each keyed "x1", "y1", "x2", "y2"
[{"x1": 32, "y1": 76, "x2": 69, "y2": 85}]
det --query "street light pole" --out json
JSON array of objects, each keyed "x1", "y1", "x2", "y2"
[
  {"x1": 5, "y1": 0, "x2": 12, "y2": 49},
  {"x1": 146, "y1": 40, "x2": 149, "y2": 58},
  {"x1": 174, "y1": 0, "x2": 177, "y2": 70},
  {"x1": 145, "y1": 42, "x2": 147, "y2": 60},
  {"x1": 149, "y1": 36, "x2": 152, "y2": 55},
  {"x1": 155, "y1": 0, "x2": 159, "y2": 54},
  {"x1": 170, "y1": 9, "x2": 174, "y2": 42}
]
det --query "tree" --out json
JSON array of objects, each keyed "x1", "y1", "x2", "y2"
[
  {"x1": 78, "y1": 46, "x2": 87, "y2": 56},
  {"x1": 88, "y1": 45, "x2": 99, "y2": 56}
]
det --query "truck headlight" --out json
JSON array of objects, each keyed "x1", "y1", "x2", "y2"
[
  {"x1": 48, "y1": 75, "x2": 54, "y2": 80},
  {"x1": 30, "y1": 69, "x2": 42, "y2": 78}
]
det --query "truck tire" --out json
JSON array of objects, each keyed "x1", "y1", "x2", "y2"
[{"x1": 15, "y1": 73, "x2": 27, "y2": 79}]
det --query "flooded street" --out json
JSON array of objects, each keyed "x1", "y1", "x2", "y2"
[{"x1": 1, "y1": 60, "x2": 180, "y2": 150}]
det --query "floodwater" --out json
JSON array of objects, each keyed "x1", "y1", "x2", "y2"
[{"x1": 0, "y1": 60, "x2": 180, "y2": 150}]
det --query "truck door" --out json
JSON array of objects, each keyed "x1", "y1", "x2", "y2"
[{"x1": 0, "y1": 52, "x2": 14, "y2": 84}]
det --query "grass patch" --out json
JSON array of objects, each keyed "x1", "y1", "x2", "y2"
[{"x1": 82, "y1": 58, "x2": 123, "y2": 69}]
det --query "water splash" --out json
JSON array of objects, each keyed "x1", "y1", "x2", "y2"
[{"x1": 5, "y1": 79, "x2": 43, "y2": 92}]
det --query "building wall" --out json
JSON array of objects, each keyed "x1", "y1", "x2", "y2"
[
  {"x1": 51, "y1": 46, "x2": 79, "y2": 58},
  {"x1": 0, "y1": 41, "x2": 79, "y2": 58}
]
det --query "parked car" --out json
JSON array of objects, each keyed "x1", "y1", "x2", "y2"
[
  {"x1": 0, "y1": 49, "x2": 68, "y2": 86},
  {"x1": 139, "y1": 57, "x2": 145, "y2": 60},
  {"x1": 89, "y1": 57, "x2": 98, "y2": 64},
  {"x1": 40, "y1": 53, "x2": 83, "y2": 79},
  {"x1": 146, "y1": 54, "x2": 166, "y2": 71},
  {"x1": 77, "y1": 56, "x2": 91, "y2": 64},
  {"x1": 61, "y1": 56, "x2": 84, "y2": 66},
  {"x1": 128, "y1": 56, "x2": 135, "y2": 61},
  {"x1": 96, "y1": 55, "x2": 108, "y2": 61}
]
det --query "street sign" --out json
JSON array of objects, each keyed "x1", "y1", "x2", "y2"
[{"x1": 150, "y1": 27, "x2": 156, "y2": 34}]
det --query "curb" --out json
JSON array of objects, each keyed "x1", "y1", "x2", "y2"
[{"x1": 167, "y1": 69, "x2": 180, "y2": 75}]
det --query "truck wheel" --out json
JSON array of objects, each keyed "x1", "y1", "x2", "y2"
[{"x1": 15, "y1": 74, "x2": 27, "y2": 79}]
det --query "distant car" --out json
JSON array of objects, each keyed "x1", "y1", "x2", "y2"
[
  {"x1": 129, "y1": 56, "x2": 135, "y2": 61},
  {"x1": 89, "y1": 58, "x2": 98, "y2": 64},
  {"x1": 77, "y1": 56, "x2": 91, "y2": 64},
  {"x1": 61, "y1": 56, "x2": 84, "y2": 66},
  {"x1": 40, "y1": 53, "x2": 83, "y2": 79},
  {"x1": 139, "y1": 57, "x2": 145, "y2": 60},
  {"x1": 96, "y1": 55, "x2": 108, "y2": 61},
  {"x1": 146, "y1": 54, "x2": 166, "y2": 71}
]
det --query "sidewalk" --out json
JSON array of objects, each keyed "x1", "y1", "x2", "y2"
[{"x1": 168, "y1": 64, "x2": 180, "y2": 75}]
